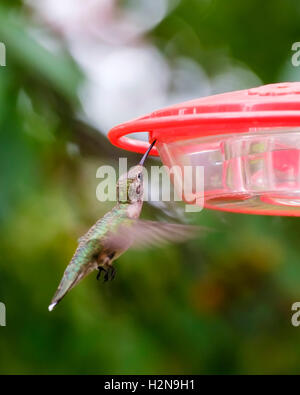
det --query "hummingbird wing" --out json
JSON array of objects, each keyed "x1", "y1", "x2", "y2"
[{"x1": 102, "y1": 220, "x2": 208, "y2": 251}]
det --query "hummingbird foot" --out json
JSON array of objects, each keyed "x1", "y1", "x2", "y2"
[
  {"x1": 110, "y1": 266, "x2": 116, "y2": 281},
  {"x1": 103, "y1": 270, "x2": 109, "y2": 282},
  {"x1": 96, "y1": 265, "x2": 116, "y2": 282},
  {"x1": 96, "y1": 266, "x2": 106, "y2": 281},
  {"x1": 104, "y1": 265, "x2": 116, "y2": 282}
]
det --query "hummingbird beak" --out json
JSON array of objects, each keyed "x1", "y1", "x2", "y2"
[{"x1": 139, "y1": 139, "x2": 156, "y2": 166}]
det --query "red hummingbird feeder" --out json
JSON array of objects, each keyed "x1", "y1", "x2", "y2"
[{"x1": 108, "y1": 82, "x2": 300, "y2": 216}]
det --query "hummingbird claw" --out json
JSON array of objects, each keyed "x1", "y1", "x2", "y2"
[
  {"x1": 97, "y1": 265, "x2": 116, "y2": 282},
  {"x1": 103, "y1": 270, "x2": 109, "y2": 282},
  {"x1": 96, "y1": 266, "x2": 105, "y2": 281},
  {"x1": 110, "y1": 266, "x2": 116, "y2": 281}
]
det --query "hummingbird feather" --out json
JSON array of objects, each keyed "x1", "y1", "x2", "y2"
[
  {"x1": 103, "y1": 220, "x2": 207, "y2": 251},
  {"x1": 49, "y1": 206, "x2": 129, "y2": 311},
  {"x1": 49, "y1": 140, "x2": 208, "y2": 312}
]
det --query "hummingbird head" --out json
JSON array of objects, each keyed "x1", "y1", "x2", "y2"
[{"x1": 117, "y1": 140, "x2": 156, "y2": 204}]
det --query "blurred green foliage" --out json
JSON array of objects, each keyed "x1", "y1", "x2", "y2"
[{"x1": 1, "y1": 0, "x2": 300, "y2": 375}]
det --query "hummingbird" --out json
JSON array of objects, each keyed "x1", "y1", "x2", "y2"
[{"x1": 49, "y1": 140, "x2": 199, "y2": 311}]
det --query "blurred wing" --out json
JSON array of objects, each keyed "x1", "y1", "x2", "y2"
[{"x1": 102, "y1": 220, "x2": 209, "y2": 251}]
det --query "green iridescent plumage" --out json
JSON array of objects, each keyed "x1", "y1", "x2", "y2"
[
  {"x1": 49, "y1": 140, "x2": 199, "y2": 311},
  {"x1": 49, "y1": 142, "x2": 157, "y2": 311},
  {"x1": 49, "y1": 203, "x2": 131, "y2": 309}
]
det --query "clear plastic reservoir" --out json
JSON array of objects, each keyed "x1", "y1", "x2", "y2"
[
  {"x1": 108, "y1": 82, "x2": 300, "y2": 216},
  {"x1": 157, "y1": 128, "x2": 300, "y2": 215}
]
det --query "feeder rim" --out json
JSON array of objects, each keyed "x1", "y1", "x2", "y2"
[{"x1": 108, "y1": 110, "x2": 300, "y2": 157}]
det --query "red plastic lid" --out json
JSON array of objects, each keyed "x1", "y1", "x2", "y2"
[{"x1": 108, "y1": 82, "x2": 300, "y2": 157}]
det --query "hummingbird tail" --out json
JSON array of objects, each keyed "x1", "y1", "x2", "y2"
[
  {"x1": 48, "y1": 277, "x2": 75, "y2": 312},
  {"x1": 48, "y1": 262, "x2": 96, "y2": 312},
  {"x1": 48, "y1": 302, "x2": 57, "y2": 312}
]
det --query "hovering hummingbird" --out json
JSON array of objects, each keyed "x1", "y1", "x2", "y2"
[{"x1": 49, "y1": 140, "x2": 200, "y2": 311}]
